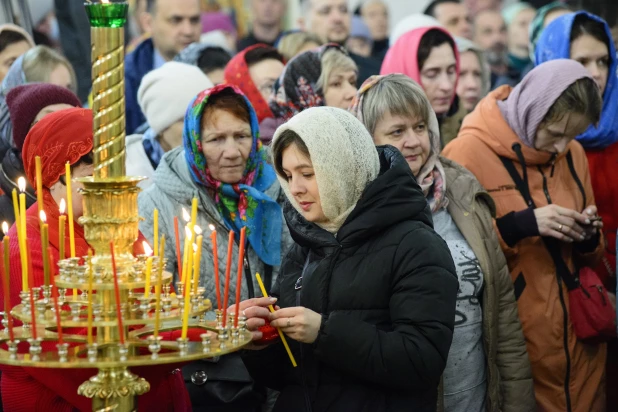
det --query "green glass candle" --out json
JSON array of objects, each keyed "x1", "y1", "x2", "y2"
[{"x1": 84, "y1": 1, "x2": 128, "y2": 28}]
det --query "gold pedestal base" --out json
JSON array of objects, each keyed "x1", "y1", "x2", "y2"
[{"x1": 78, "y1": 367, "x2": 150, "y2": 412}]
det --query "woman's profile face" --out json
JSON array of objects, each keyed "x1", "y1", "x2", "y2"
[
  {"x1": 372, "y1": 111, "x2": 431, "y2": 176},
  {"x1": 0, "y1": 40, "x2": 30, "y2": 83},
  {"x1": 201, "y1": 108, "x2": 253, "y2": 184},
  {"x1": 570, "y1": 33, "x2": 609, "y2": 95},
  {"x1": 534, "y1": 111, "x2": 590, "y2": 154},
  {"x1": 323, "y1": 67, "x2": 358, "y2": 110},
  {"x1": 420, "y1": 43, "x2": 457, "y2": 116},
  {"x1": 281, "y1": 143, "x2": 327, "y2": 224}
]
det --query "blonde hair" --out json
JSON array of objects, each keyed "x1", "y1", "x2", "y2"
[
  {"x1": 22, "y1": 46, "x2": 77, "y2": 94},
  {"x1": 317, "y1": 48, "x2": 357, "y2": 93},
  {"x1": 277, "y1": 31, "x2": 322, "y2": 61}
]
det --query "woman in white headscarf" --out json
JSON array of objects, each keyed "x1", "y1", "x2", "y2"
[{"x1": 239, "y1": 106, "x2": 458, "y2": 411}]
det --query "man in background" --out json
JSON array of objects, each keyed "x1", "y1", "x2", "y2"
[
  {"x1": 473, "y1": 9, "x2": 508, "y2": 86},
  {"x1": 237, "y1": 0, "x2": 286, "y2": 51},
  {"x1": 424, "y1": 0, "x2": 473, "y2": 39},
  {"x1": 125, "y1": 0, "x2": 201, "y2": 134},
  {"x1": 357, "y1": 0, "x2": 389, "y2": 58}
]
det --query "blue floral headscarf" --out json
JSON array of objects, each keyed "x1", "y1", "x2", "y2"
[
  {"x1": 183, "y1": 84, "x2": 282, "y2": 266},
  {"x1": 535, "y1": 11, "x2": 618, "y2": 149}
]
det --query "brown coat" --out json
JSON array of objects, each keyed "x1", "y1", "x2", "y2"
[
  {"x1": 441, "y1": 158, "x2": 535, "y2": 412},
  {"x1": 442, "y1": 86, "x2": 606, "y2": 412}
]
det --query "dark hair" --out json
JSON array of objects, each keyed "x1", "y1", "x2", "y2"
[
  {"x1": 244, "y1": 46, "x2": 285, "y2": 67},
  {"x1": 417, "y1": 29, "x2": 456, "y2": 70},
  {"x1": 146, "y1": 0, "x2": 156, "y2": 13},
  {"x1": 58, "y1": 152, "x2": 94, "y2": 185},
  {"x1": 423, "y1": 0, "x2": 460, "y2": 17},
  {"x1": 272, "y1": 129, "x2": 311, "y2": 178},
  {"x1": 542, "y1": 77, "x2": 602, "y2": 127},
  {"x1": 0, "y1": 30, "x2": 30, "y2": 54},
  {"x1": 197, "y1": 46, "x2": 232, "y2": 74},
  {"x1": 570, "y1": 14, "x2": 610, "y2": 49},
  {"x1": 201, "y1": 88, "x2": 251, "y2": 129}
]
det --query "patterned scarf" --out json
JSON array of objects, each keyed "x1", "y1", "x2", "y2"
[
  {"x1": 350, "y1": 75, "x2": 448, "y2": 213},
  {"x1": 183, "y1": 84, "x2": 282, "y2": 266},
  {"x1": 269, "y1": 43, "x2": 347, "y2": 121}
]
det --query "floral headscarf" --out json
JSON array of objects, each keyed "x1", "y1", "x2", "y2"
[
  {"x1": 183, "y1": 84, "x2": 282, "y2": 266},
  {"x1": 350, "y1": 75, "x2": 448, "y2": 213},
  {"x1": 269, "y1": 43, "x2": 347, "y2": 121}
]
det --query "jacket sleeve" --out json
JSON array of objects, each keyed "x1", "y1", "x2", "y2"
[
  {"x1": 488, "y1": 224, "x2": 535, "y2": 412},
  {"x1": 125, "y1": 69, "x2": 144, "y2": 135},
  {"x1": 312, "y1": 228, "x2": 458, "y2": 390}
]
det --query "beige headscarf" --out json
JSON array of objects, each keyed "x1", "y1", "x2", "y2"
[
  {"x1": 272, "y1": 106, "x2": 380, "y2": 234},
  {"x1": 349, "y1": 74, "x2": 449, "y2": 213}
]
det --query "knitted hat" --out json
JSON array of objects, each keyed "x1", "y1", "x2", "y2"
[
  {"x1": 137, "y1": 62, "x2": 213, "y2": 135},
  {"x1": 6, "y1": 83, "x2": 81, "y2": 150},
  {"x1": 350, "y1": 16, "x2": 373, "y2": 44}
]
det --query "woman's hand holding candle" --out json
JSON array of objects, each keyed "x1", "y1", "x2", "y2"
[{"x1": 269, "y1": 307, "x2": 322, "y2": 344}]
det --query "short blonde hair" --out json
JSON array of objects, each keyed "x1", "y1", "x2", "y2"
[
  {"x1": 22, "y1": 46, "x2": 77, "y2": 94},
  {"x1": 277, "y1": 31, "x2": 322, "y2": 61},
  {"x1": 317, "y1": 48, "x2": 357, "y2": 93}
]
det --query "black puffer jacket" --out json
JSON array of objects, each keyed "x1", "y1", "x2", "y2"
[
  {"x1": 243, "y1": 147, "x2": 458, "y2": 412},
  {"x1": 0, "y1": 149, "x2": 35, "y2": 234}
]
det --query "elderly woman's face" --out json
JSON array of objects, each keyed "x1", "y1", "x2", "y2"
[
  {"x1": 324, "y1": 68, "x2": 358, "y2": 110},
  {"x1": 201, "y1": 108, "x2": 253, "y2": 184},
  {"x1": 373, "y1": 111, "x2": 431, "y2": 176}
]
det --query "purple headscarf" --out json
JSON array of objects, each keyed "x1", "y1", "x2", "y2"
[{"x1": 497, "y1": 59, "x2": 593, "y2": 147}]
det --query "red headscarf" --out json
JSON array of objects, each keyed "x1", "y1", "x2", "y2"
[
  {"x1": 380, "y1": 26, "x2": 460, "y2": 103},
  {"x1": 224, "y1": 44, "x2": 279, "y2": 123}
]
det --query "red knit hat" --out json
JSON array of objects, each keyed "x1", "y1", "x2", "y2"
[{"x1": 6, "y1": 83, "x2": 81, "y2": 150}]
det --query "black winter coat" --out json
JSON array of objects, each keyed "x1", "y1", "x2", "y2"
[
  {"x1": 0, "y1": 149, "x2": 35, "y2": 236},
  {"x1": 243, "y1": 147, "x2": 458, "y2": 412}
]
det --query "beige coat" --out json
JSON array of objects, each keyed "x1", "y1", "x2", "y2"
[{"x1": 441, "y1": 157, "x2": 535, "y2": 412}]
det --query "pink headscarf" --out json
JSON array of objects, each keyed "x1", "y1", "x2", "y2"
[
  {"x1": 380, "y1": 26, "x2": 460, "y2": 103},
  {"x1": 497, "y1": 59, "x2": 594, "y2": 147}
]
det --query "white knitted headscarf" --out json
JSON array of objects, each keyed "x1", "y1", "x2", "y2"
[{"x1": 272, "y1": 107, "x2": 380, "y2": 234}]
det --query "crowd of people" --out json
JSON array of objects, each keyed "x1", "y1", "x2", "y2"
[{"x1": 0, "y1": 0, "x2": 617, "y2": 411}]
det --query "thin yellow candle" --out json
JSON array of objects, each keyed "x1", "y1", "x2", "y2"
[
  {"x1": 87, "y1": 250, "x2": 94, "y2": 345},
  {"x1": 35, "y1": 156, "x2": 43, "y2": 214},
  {"x1": 190, "y1": 198, "x2": 198, "y2": 235},
  {"x1": 153, "y1": 208, "x2": 159, "y2": 257},
  {"x1": 11, "y1": 189, "x2": 19, "y2": 234},
  {"x1": 154, "y1": 236, "x2": 165, "y2": 339},
  {"x1": 181, "y1": 225, "x2": 192, "y2": 284},
  {"x1": 65, "y1": 163, "x2": 77, "y2": 298},
  {"x1": 193, "y1": 227, "x2": 203, "y2": 295},
  {"x1": 142, "y1": 241, "x2": 153, "y2": 298},
  {"x1": 18, "y1": 178, "x2": 27, "y2": 291},
  {"x1": 181, "y1": 243, "x2": 192, "y2": 339},
  {"x1": 39, "y1": 211, "x2": 50, "y2": 287},
  {"x1": 256, "y1": 273, "x2": 297, "y2": 367},
  {"x1": 58, "y1": 199, "x2": 66, "y2": 260}
]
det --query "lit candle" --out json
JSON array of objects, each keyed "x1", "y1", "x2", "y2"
[
  {"x1": 181, "y1": 241, "x2": 192, "y2": 340},
  {"x1": 109, "y1": 243, "x2": 125, "y2": 345},
  {"x1": 29, "y1": 287, "x2": 37, "y2": 340},
  {"x1": 39, "y1": 211, "x2": 50, "y2": 287},
  {"x1": 58, "y1": 199, "x2": 66, "y2": 260},
  {"x1": 35, "y1": 156, "x2": 43, "y2": 215},
  {"x1": 193, "y1": 226, "x2": 203, "y2": 295},
  {"x1": 173, "y1": 216, "x2": 182, "y2": 283},
  {"x1": 209, "y1": 224, "x2": 221, "y2": 310},
  {"x1": 1, "y1": 225, "x2": 14, "y2": 341},
  {"x1": 222, "y1": 230, "x2": 234, "y2": 328},
  {"x1": 182, "y1": 225, "x2": 192, "y2": 286},
  {"x1": 18, "y1": 178, "x2": 27, "y2": 291},
  {"x1": 153, "y1": 208, "x2": 159, "y2": 257},
  {"x1": 52, "y1": 285, "x2": 63, "y2": 345},
  {"x1": 65, "y1": 163, "x2": 77, "y2": 299},
  {"x1": 87, "y1": 250, "x2": 94, "y2": 345},
  {"x1": 11, "y1": 189, "x2": 20, "y2": 234},
  {"x1": 234, "y1": 227, "x2": 246, "y2": 328},
  {"x1": 154, "y1": 236, "x2": 165, "y2": 339},
  {"x1": 143, "y1": 241, "x2": 153, "y2": 298}
]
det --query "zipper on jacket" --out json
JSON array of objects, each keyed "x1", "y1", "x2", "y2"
[
  {"x1": 538, "y1": 165, "x2": 572, "y2": 411},
  {"x1": 297, "y1": 256, "x2": 313, "y2": 412}
]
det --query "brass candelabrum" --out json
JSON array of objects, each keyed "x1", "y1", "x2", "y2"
[{"x1": 0, "y1": 2, "x2": 250, "y2": 411}]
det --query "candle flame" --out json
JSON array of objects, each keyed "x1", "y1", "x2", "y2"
[
  {"x1": 185, "y1": 226, "x2": 192, "y2": 240},
  {"x1": 1, "y1": 222, "x2": 8, "y2": 235},
  {"x1": 208, "y1": 224, "x2": 215, "y2": 232},
  {"x1": 142, "y1": 241, "x2": 153, "y2": 256},
  {"x1": 39, "y1": 210, "x2": 47, "y2": 223},
  {"x1": 17, "y1": 177, "x2": 26, "y2": 192},
  {"x1": 182, "y1": 208, "x2": 190, "y2": 222},
  {"x1": 59, "y1": 198, "x2": 66, "y2": 214},
  {"x1": 194, "y1": 225, "x2": 202, "y2": 235}
]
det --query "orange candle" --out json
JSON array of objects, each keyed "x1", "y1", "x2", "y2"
[
  {"x1": 52, "y1": 285, "x2": 63, "y2": 345},
  {"x1": 209, "y1": 225, "x2": 221, "y2": 310},
  {"x1": 222, "y1": 230, "x2": 234, "y2": 328},
  {"x1": 1, "y1": 233, "x2": 14, "y2": 341},
  {"x1": 234, "y1": 227, "x2": 246, "y2": 328},
  {"x1": 154, "y1": 236, "x2": 165, "y2": 339},
  {"x1": 109, "y1": 243, "x2": 125, "y2": 345},
  {"x1": 87, "y1": 250, "x2": 94, "y2": 345}
]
